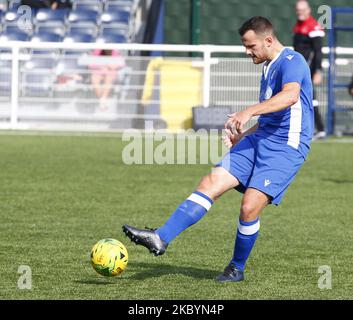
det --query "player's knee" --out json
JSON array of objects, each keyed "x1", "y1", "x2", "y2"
[
  {"x1": 199, "y1": 173, "x2": 216, "y2": 188},
  {"x1": 240, "y1": 201, "x2": 259, "y2": 221}
]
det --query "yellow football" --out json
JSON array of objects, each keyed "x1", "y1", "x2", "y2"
[{"x1": 90, "y1": 238, "x2": 128, "y2": 277}]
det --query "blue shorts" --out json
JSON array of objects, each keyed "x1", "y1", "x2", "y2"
[{"x1": 216, "y1": 133, "x2": 305, "y2": 205}]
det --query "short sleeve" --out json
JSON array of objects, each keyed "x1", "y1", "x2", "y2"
[{"x1": 280, "y1": 55, "x2": 306, "y2": 87}]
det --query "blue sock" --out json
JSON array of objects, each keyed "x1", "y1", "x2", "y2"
[
  {"x1": 156, "y1": 191, "x2": 213, "y2": 244},
  {"x1": 231, "y1": 218, "x2": 260, "y2": 271}
]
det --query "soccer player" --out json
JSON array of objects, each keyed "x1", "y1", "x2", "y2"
[
  {"x1": 293, "y1": 0, "x2": 326, "y2": 140},
  {"x1": 123, "y1": 16, "x2": 314, "y2": 282}
]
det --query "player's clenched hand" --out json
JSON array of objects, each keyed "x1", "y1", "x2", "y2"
[
  {"x1": 225, "y1": 110, "x2": 253, "y2": 134},
  {"x1": 222, "y1": 128, "x2": 242, "y2": 149}
]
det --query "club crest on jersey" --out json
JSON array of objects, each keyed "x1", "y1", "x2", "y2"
[{"x1": 265, "y1": 86, "x2": 272, "y2": 100}]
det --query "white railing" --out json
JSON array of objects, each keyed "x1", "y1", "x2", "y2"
[{"x1": 0, "y1": 41, "x2": 352, "y2": 132}]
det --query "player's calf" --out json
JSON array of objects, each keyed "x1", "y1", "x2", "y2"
[{"x1": 122, "y1": 169, "x2": 239, "y2": 258}]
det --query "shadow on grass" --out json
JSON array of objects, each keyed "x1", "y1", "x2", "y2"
[
  {"x1": 323, "y1": 178, "x2": 353, "y2": 184},
  {"x1": 76, "y1": 261, "x2": 219, "y2": 285},
  {"x1": 126, "y1": 261, "x2": 219, "y2": 281},
  {"x1": 74, "y1": 278, "x2": 120, "y2": 285}
]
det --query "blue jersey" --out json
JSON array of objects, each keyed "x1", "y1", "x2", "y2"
[{"x1": 257, "y1": 47, "x2": 314, "y2": 158}]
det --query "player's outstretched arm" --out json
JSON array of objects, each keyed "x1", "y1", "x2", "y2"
[{"x1": 226, "y1": 82, "x2": 300, "y2": 134}]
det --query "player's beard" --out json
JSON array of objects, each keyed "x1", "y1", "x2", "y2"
[{"x1": 251, "y1": 55, "x2": 263, "y2": 64}]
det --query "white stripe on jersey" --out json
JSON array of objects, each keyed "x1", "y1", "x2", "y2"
[
  {"x1": 263, "y1": 48, "x2": 286, "y2": 80},
  {"x1": 287, "y1": 100, "x2": 302, "y2": 149}
]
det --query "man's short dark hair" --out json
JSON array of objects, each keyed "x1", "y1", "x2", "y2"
[{"x1": 238, "y1": 16, "x2": 276, "y2": 38}]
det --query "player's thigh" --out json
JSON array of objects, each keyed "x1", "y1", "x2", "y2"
[
  {"x1": 197, "y1": 166, "x2": 240, "y2": 200},
  {"x1": 249, "y1": 141, "x2": 305, "y2": 205},
  {"x1": 240, "y1": 188, "x2": 270, "y2": 221},
  {"x1": 216, "y1": 134, "x2": 257, "y2": 189}
]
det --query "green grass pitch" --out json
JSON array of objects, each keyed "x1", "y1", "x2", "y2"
[{"x1": 0, "y1": 132, "x2": 352, "y2": 300}]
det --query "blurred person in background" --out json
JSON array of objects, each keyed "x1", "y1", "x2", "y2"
[
  {"x1": 0, "y1": 1, "x2": 7, "y2": 10},
  {"x1": 293, "y1": 0, "x2": 326, "y2": 140},
  {"x1": 49, "y1": 0, "x2": 71, "y2": 10},
  {"x1": 89, "y1": 49, "x2": 126, "y2": 111},
  {"x1": 349, "y1": 76, "x2": 353, "y2": 97},
  {"x1": 21, "y1": 0, "x2": 71, "y2": 9}
]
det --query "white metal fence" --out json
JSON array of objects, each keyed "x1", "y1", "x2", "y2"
[{"x1": 0, "y1": 42, "x2": 352, "y2": 132}]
